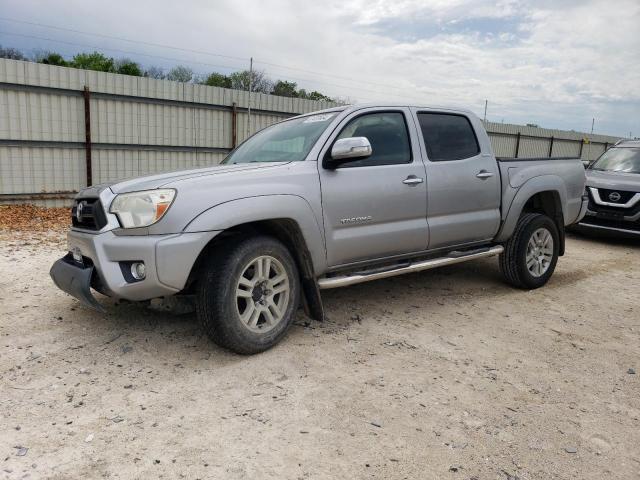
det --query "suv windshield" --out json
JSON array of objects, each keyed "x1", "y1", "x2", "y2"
[
  {"x1": 223, "y1": 112, "x2": 338, "y2": 164},
  {"x1": 590, "y1": 147, "x2": 640, "y2": 174}
]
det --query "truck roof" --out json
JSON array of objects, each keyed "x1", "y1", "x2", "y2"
[{"x1": 306, "y1": 103, "x2": 478, "y2": 118}]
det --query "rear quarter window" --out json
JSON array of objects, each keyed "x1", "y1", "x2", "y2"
[{"x1": 418, "y1": 113, "x2": 480, "y2": 161}]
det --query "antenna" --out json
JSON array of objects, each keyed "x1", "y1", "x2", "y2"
[{"x1": 246, "y1": 57, "x2": 253, "y2": 138}]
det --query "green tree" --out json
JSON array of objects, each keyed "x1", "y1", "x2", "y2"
[
  {"x1": 37, "y1": 52, "x2": 68, "y2": 66},
  {"x1": 71, "y1": 52, "x2": 115, "y2": 72},
  {"x1": 297, "y1": 89, "x2": 333, "y2": 101},
  {"x1": 116, "y1": 59, "x2": 143, "y2": 76},
  {"x1": 303, "y1": 90, "x2": 332, "y2": 102},
  {"x1": 202, "y1": 72, "x2": 232, "y2": 88},
  {"x1": 229, "y1": 69, "x2": 273, "y2": 94},
  {"x1": 0, "y1": 46, "x2": 26, "y2": 60},
  {"x1": 167, "y1": 65, "x2": 193, "y2": 82},
  {"x1": 144, "y1": 66, "x2": 165, "y2": 79},
  {"x1": 271, "y1": 80, "x2": 298, "y2": 97}
]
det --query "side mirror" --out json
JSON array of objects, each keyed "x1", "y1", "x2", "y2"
[{"x1": 325, "y1": 137, "x2": 372, "y2": 168}]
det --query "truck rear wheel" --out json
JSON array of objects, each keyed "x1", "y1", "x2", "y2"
[
  {"x1": 499, "y1": 213, "x2": 559, "y2": 289},
  {"x1": 196, "y1": 235, "x2": 300, "y2": 354}
]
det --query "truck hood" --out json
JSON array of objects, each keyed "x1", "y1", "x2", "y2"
[
  {"x1": 585, "y1": 169, "x2": 640, "y2": 191},
  {"x1": 108, "y1": 162, "x2": 286, "y2": 194}
]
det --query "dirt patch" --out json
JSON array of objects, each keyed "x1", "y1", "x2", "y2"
[
  {"x1": 0, "y1": 205, "x2": 70, "y2": 232},
  {"x1": 0, "y1": 206, "x2": 70, "y2": 247},
  {"x1": 0, "y1": 231, "x2": 639, "y2": 479}
]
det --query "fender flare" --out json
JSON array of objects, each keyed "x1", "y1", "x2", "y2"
[
  {"x1": 184, "y1": 195, "x2": 327, "y2": 321},
  {"x1": 495, "y1": 175, "x2": 567, "y2": 244},
  {"x1": 184, "y1": 194, "x2": 327, "y2": 273}
]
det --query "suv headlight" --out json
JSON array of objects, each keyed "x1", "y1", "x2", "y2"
[{"x1": 110, "y1": 189, "x2": 176, "y2": 228}]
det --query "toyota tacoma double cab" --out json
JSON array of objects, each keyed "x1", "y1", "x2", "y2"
[
  {"x1": 51, "y1": 104, "x2": 588, "y2": 354},
  {"x1": 575, "y1": 139, "x2": 640, "y2": 237}
]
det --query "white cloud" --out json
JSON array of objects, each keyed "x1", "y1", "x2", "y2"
[
  {"x1": 1, "y1": 0, "x2": 638, "y2": 135},
  {"x1": 342, "y1": 0, "x2": 523, "y2": 25}
]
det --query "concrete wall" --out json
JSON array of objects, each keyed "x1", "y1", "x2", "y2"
[{"x1": 0, "y1": 58, "x2": 622, "y2": 206}]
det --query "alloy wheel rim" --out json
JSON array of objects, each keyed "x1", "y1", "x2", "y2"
[
  {"x1": 525, "y1": 227, "x2": 554, "y2": 278},
  {"x1": 235, "y1": 255, "x2": 290, "y2": 333}
]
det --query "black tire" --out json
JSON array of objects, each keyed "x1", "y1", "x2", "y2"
[
  {"x1": 499, "y1": 213, "x2": 560, "y2": 289},
  {"x1": 196, "y1": 235, "x2": 300, "y2": 354}
]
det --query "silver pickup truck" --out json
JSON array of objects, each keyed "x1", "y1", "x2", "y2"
[{"x1": 50, "y1": 104, "x2": 588, "y2": 354}]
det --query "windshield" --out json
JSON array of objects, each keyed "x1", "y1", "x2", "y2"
[
  {"x1": 590, "y1": 147, "x2": 640, "y2": 174},
  {"x1": 223, "y1": 112, "x2": 338, "y2": 164}
]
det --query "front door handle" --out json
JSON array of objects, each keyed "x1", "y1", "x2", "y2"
[
  {"x1": 403, "y1": 175, "x2": 424, "y2": 186},
  {"x1": 476, "y1": 170, "x2": 494, "y2": 179}
]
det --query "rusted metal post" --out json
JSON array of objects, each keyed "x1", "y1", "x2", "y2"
[
  {"x1": 578, "y1": 139, "x2": 584, "y2": 158},
  {"x1": 231, "y1": 102, "x2": 237, "y2": 148},
  {"x1": 83, "y1": 86, "x2": 92, "y2": 187},
  {"x1": 515, "y1": 132, "x2": 521, "y2": 158},
  {"x1": 548, "y1": 136, "x2": 554, "y2": 158}
]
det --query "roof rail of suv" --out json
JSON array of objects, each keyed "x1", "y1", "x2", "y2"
[{"x1": 613, "y1": 139, "x2": 640, "y2": 147}]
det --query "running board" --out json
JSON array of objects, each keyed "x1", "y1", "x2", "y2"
[{"x1": 317, "y1": 245, "x2": 504, "y2": 289}]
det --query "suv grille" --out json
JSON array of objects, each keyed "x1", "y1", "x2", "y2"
[
  {"x1": 595, "y1": 188, "x2": 636, "y2": 204},
  {"x1": 588, "y1": 189, "x2": 640, "y2": 216},
  {"x1": 71, "y1": 198, "x2": 107, "y2": 231}
]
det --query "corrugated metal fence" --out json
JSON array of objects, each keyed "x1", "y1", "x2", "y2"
[
  {"x1": 0, "y1": 59, "x2": 622, "y2": 207},
  {"x1": 0, "y1": 59, "x2": 337, "y2": 206},
  {"x1": 483, "y1": 121, "x2": 619, "y2": 161}
]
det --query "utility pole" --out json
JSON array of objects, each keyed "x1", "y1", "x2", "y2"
[
  {"x1": 247, "y1": 57, "x2": 253, "y2": 138},
  {"x1": 586, "y1": 118, "x2": 594, "y2": 161},
  {"x1": 483, "y1": 99, "x2": 488, "y2": 123}
]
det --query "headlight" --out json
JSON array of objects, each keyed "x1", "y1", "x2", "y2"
[{"x1": 110, "y1": 189, "x2": 176, "y2": 228}]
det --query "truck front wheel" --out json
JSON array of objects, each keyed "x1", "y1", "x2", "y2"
[
  {"x1": 499, "y1": 213, "x2": 560, "y2": 289},
  {"x1": 196, "y1": 235, "x2": 300, "y2": 354}
]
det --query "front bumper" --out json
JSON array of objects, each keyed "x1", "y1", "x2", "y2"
[
  {"x1": 576, "y1": 218, "x2": 640, "y2": 237},
  {"x1": 50, "y1": 254, "x2": 106, "y2": 312},
  {"x1": 577, "y1": 208, "x2": 640, "y2": 237},
  {"x1": 574, "y1": 184, "x2": 640, "y2": 237},
  {"x1": 50, "y1": 228, "x2": 220, "y2": 310}
]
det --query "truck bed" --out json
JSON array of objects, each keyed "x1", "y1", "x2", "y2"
[
  {"x1": 495, "y1": 156, "x2": 587, "y2": 232},
  {"x1": 496, "y1": 157, "x2": 580, "y2": 162}
]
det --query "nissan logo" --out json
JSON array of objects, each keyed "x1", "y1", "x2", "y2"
[
  {"x1": 608, "y1": 191, "x2": 622, "y2": 202},
  {"x1": 76, "y1": 201, "x2": 84, "y2": 222}
]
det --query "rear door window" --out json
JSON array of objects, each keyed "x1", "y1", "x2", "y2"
[{"x1": 417, "y1": 113, "x2": 480, "y2": 161}]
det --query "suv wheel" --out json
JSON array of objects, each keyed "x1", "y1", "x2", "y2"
[
  {"x1": 196, "y1": 235, "x2": 300, "y2": 354},
  {"x1": 499, "y1": 213, "x2": 560, "y2": 289}
]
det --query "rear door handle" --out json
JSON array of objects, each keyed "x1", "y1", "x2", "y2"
[
  {"x1": 403, "y1": 175, "x2": 424, "y2": 186},
  {"x1": 476, "y1": 170, "x2": 494, "y2": 179}
]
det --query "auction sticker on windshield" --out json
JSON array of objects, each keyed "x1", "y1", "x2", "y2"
[{"x1": 303, "y1": 113, "x2": 336, "y2": 123}]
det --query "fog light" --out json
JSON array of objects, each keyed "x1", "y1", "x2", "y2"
[{"x1": 130, "y1": 262, "x2": 146, "y2": 280}]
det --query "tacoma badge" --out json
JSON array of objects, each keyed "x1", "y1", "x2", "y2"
[{"x1": 340, "y1": 215, "x2": 373, "y2": 225}]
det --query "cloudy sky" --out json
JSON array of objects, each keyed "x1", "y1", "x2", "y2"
[{"x1": 1, "y1": 0, "x2": 638, "y2": 136}]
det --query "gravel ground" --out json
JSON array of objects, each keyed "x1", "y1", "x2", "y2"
[{"x1": 0, "y1": 231, "x2": 638, "y2": 479}]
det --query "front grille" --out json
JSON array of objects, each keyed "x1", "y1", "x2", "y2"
[
  {"x1": 71, "y1": 198, "x2": 107, "y2": 231},
  {"x1": 594, "y1": 187, "x2": 636, "y2": 204},
  {"x1": 588, "y1": 190, "x2": 640, "y2": 216}
]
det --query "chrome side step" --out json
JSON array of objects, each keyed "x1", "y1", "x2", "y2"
[{"x1": 317, "y1": 245, "x2": 504, "y2": 289}]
